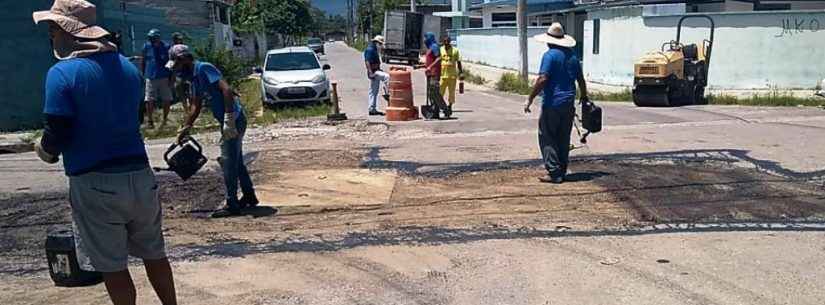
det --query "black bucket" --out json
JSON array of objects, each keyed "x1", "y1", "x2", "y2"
[{"x1": 45, "y1": 226, "x2": 103, "y2": 287}]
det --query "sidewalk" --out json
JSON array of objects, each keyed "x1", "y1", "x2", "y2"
[{"x1": 0, "y1": 132, "x2": 36, "y2": 154}]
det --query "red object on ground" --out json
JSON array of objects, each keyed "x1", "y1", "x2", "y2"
[{"x1": 386, "y1": 67, "x2": 418, "y2": 121}]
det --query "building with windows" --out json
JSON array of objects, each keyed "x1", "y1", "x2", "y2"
[
  {"x1": 455, "y1": 0, "x2": 825, "y2": 92},
  {"x1": 0, "y1": 0, "x2": 241, "y2": 131}
]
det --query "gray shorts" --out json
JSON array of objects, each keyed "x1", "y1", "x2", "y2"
[
  {"x1": 145, "y1": 78, "x2": 173, "y2": 103},
  {"x1": 69, "y1": 168, "x2": 166, "y2": 272}
]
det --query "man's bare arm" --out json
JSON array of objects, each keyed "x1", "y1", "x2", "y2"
[
  {"x1": 528, "y1": 75, "x2": 547, "y2": 103},
  {"x1": 218, "y1": 79, "x2": 235, "y2": 113},
  {"x1": 577, "y1": 73, "x2": 589, "y2": 100}
]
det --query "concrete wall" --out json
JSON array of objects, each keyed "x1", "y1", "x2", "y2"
[
  {"x1": 583, "y1": 8, "x2": 825, "y2": 90},
  {"x1": 101, "y1": 0, "x2": 225, "y2": 56},
  {"x1": 456, "y1": 27, "x2": 553, "y2": 73}
]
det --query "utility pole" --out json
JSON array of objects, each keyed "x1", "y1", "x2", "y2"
[
  {"x1": 411, "y1": 0, "x2": 416, "y2": 12},
  {"x1": 347, "y1": 0, "x2": 353, "y2": 43},
  {"x1": 516, "y1": 0, "x2": 528, "y2": 82}
]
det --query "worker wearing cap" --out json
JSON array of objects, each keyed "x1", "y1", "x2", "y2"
[
  {"x1": 168, "y1": 32, "x2": 190, "y2": 113},
  {"x1": 364, "y1": 35, "x2": 389, "y2": 116},
  {"x1": 168, "y1": 44, "x2": 259, "y2": 218},
  {"x1": 524, "y1": 23, "x2": 590, "y2": 184},
  {"x1": 32, "y1": 1, "x2": 178, "y2": 304},
  {"x1": 141, "y1": 29, "x2": 173, "y2": 128},
  {"x1": 439, "y1": 35, "x2": 463, "y2": 114}
]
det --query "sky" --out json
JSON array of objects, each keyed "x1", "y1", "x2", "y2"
[{"x1": 311, "y1": 0, "x2": 451, "y2": 16}]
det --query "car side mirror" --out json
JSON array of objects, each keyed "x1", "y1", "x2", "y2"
[
  {"x1": 253, "y1": 67, "x2": 263, "y2": 74},
  {"x1": 323, "y1": 64, "x2": 331, "y2": 70}
]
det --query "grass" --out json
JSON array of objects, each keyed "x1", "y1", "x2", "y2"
[
  {"x1": 707, "y1": 92, "x2": 825, "y2": 107},
  {"x1": 350, "y1": 39, "x2": 368, "y2": 52},
  {"x1": 495, "y1": 72, "x2": 533, "y2": 95},
  {"x1": 587, "y1": 89, "x2": 632, "y2": 102},
  {"x1": 140, "y1": 78, "x2": 332, "y2": 140},
  {"x1": 462, "y1": 68, "x2": 487, "y2": 85}
]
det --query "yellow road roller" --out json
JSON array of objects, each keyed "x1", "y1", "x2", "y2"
[{"x1": 633, "y1": 15, "x2": 715, "y2": 107}]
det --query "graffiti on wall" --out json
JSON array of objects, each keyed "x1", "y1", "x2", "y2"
[{"x1": 775, "y1": 17, "x2": 822, "y2": 37}]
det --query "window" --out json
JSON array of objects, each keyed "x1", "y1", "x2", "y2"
[
  {"x1": 492, "y1": 12, "x2": 516, "y2": 22},
  {"x1": 265, "y1": 52, "x2": 321, "y2": 71},
  {"x1": 491, "y1": 12, "x2": 517, "y2": 27},
  {"x1": 592, "y1": 19, "x2": 600, "y2": 55},
  {"x1": 216, "y1": 4, "x2": 229, "y2": 25}
]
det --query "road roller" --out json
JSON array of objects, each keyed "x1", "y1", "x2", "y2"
[{"x1": 632, "y1": 15, "x2": 715, "y2": 107}]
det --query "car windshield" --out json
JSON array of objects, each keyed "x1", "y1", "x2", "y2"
[
  {"x1": 307, "y1": 38, "x2": 322, "y2": 45},
  {"x1": 265, "y1": 52, "x2": 320, "y2": 71}
]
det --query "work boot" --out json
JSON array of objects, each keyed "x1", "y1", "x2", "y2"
[
  {"x1": 369, "y1": 110, "x2": 385, "y2": 116},
  {"x1": 538, "y1": 175, "x2": 563, "y2": 184},
  {"x1": 211, "y1": 206, "x2": 242, "y2": 218},
  {"x1": 239, "y1": 194, "x2": 260, "y2": 209}
]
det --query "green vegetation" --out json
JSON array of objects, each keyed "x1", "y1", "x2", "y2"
[
  {"x1": 586, "y1": 89, "x2": 632, "y2": 102},
  {"x1": 350, "y1": 39, "x2": 369, "y2": 52},
  {"x1": 495, "y1": 72, "x2": 532, "y2": 95},
  {"x1": 232, "y1": 0, "x2": 313, "y2": 43},
  {"x1": 236, "y1": 79, "x2": 331, "y2": 127},
  {"x1": 192, "y1": 40, "x2": 255, "y2": 88},
  {"x1": 462, "y1": 68, "x2": 487, "y2": 85},
  {"x1": 708, "y1": 92, "x2": 825, "y2": 107},
  {"x1": 140, "y1": 78, "x2": 331, "y2": 140}
]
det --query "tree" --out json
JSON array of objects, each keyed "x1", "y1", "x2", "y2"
[
  {"x1": 357, "y1": 0, "x2": 404, "y2": 37},
  {"x1": 232, "y1": 0, "x2": 314, "y2": 43}
]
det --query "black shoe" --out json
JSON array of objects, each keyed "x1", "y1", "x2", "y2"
[
  {"x1": 240, "y1": 194, "x2": 260, "y2": 208},
  {"x1": 369, "y1": 110, "x2": 385, "y2": 116},
  {"x1": 538, "y1": 175, "x2": 564, "y2": 184},
  {"x1": 211, "y1": 206, "x2": 242, "y2": 218},
  {"x1": 382, "y1": 94, "x2": 390, "y2": 102}
]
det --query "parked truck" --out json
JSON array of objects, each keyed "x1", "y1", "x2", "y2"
[{"x1": 382, "y1": 11, "x2": 448, "y2": 65}]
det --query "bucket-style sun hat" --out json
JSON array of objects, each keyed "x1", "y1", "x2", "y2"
[{"x1": 32, "y1": 0, "x2": 109, "y2": 39}]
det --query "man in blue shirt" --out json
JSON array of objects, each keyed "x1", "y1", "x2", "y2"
[
  {"x1": 168, "y1": 44, "x2": 259, "y2": 218},
  {"x1": 525, "y1": 23, "x2": 590, "y2": 184},
  {"x1": 32, "y1": 1, "x2": 178, "y2": 304},
  {"x1": 141, "y1": 29, "x2": 173, "y2": 128},
  {"x1": 364, "y1": 35, "x2": 389, "y2": 116}
]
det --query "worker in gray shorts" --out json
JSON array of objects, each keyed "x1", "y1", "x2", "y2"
[
  {"x1": 32, "y1": 1, "x2": 177, "y2": 304},
  {"x1": 141, "y1": 29, "x2": 174, "y2": 129}
]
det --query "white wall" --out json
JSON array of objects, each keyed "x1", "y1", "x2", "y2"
[
  {"x1": 583, "y1": 9, "x2": 825, "y2": 90},
  {"x1": 457, "y1": 27, "x2": 551, "y2": 74}
]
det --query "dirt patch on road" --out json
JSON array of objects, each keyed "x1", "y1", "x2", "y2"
[{"x1": 2, "y1": 148, "x2": 825, "y2": 276}]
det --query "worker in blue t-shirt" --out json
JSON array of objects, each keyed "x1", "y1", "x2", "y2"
[
  {"x1": 524, "y1": 23, "x2": 590, "y2": 184},
  {"x1": 32, "y1": 1, "x2": 177, "y2": 304},
  {"x1": 364, "y1": 35, "x2": 389, "y2": 116},
  {"x1": 168, "y1": 44, "x2": 259, "y2": 218},
  {"x1": 141, "y1": 29, "x2": 173, "y2": 128}
]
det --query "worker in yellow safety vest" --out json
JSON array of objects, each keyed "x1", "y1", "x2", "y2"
[{"x1": 439, "y1": 35, "x2": 463, "y2": 114}]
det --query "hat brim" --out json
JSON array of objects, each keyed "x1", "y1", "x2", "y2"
[
  {"x1": 533, "y1": 33, "x2": 576, "y2": 48},
  {"x1": 33, "y1": 11, "x2": 109, "y2": 40}
]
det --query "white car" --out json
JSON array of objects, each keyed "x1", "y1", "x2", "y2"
[{"x1": 258, "y1": 47, "x2": 331, "y2": 105}]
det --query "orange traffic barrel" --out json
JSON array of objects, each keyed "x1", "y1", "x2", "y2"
[{"x1": 386, "y1": 67, "x2": 418, "y2": 121}]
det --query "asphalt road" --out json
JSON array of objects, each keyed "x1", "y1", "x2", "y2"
[{"x1": 2, "y1": 42, "x2": 825, "y2": 305}]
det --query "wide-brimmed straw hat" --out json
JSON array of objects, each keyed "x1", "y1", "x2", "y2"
[
  {"x1": 372, "y1": 35, "x2": 385, "y2": 44},
  {"x1": 32, "y1": 0, "x2": 109, "y2": 40},
  {"x1": 533, "y1": 22, "x2": 576, "y2": 48}
]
